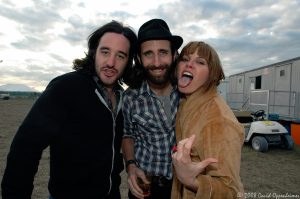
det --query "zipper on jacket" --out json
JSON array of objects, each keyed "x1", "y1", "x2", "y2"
[{"x1": 95, "y1": 89, "x2": 120, "y2": 196}]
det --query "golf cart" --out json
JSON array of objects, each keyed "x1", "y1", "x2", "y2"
[{"x1": 233, "y1": 109, "x2": 294, "y2": 152}]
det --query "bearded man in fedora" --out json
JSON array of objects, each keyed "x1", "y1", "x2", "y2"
[{"x1": 122, "y1": 18, "x2": 183, "y2": 199}]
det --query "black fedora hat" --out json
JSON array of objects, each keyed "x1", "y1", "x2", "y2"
[{"x1": 137, "y1": 19, "x2": 183, "y2": 50}]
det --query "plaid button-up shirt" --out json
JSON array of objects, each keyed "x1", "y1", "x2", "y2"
[{"x1": 123, "y1": 81, "x2": 179, "y2": 179}]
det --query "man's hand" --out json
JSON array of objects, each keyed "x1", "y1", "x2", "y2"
[
  {"x1": 172, "y1": 134, "x2": 218, "y2": 191},
  {"x1": 127, "y1": 164, "x2": 150, "y2": 199}
]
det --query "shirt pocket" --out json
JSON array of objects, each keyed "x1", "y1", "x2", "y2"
[{"x1": 133, "y1": 112, "x2": 166, "y2": 143}]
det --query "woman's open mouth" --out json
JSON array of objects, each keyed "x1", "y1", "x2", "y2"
[{"x1": 178, "y1": 71, "x2": 193, "y2": 88}]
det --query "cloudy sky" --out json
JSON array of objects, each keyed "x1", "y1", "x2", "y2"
[{"x1": 0, "y1": 0, "x2": 299, "y2": 91}]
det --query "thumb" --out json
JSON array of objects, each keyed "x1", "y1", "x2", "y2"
[{"x1": 196, "y1": 158, "x2": 218, "y2": 172}]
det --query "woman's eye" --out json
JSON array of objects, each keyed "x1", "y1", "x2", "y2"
[{"x1": 181, "y1": 56, "x2": 189, "y2": 62}]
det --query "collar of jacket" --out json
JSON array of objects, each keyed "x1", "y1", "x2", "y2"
[
  {"x1": 92, "y1": 75, "x2": 123, "y2": 93},
  {"x1": 180, "y1": 86, "x2": 218, "y2": 113}
]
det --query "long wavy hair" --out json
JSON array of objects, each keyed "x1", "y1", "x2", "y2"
[{"x1": 72, "y1": 20, "x2": 137, "y2": 85}]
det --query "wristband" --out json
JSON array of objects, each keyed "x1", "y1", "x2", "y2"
[{"x1": 125, "y1": 159, "x2": 138, "y2": 168}]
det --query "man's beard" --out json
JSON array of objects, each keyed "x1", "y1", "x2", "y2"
[{"x1": 145, "y1": 64, "x2": 172, "y2": 85}]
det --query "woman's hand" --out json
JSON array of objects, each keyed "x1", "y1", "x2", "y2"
[{"x1": 172, "y1": 134, "x2": 218, "y2": 191}]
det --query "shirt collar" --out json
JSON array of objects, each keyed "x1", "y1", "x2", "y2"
[
  {"x1": 139, "y1": 80, "x2": 177, "y2": 97},
  {"x1": 93, "y1": 75, "x2": 123, "y2": 93}
]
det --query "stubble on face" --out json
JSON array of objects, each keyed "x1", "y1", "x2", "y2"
[
  {"x1": 94, "y1": 32, "x2": 130, "y2": 88},
  {"x1": 145, "y1": 63, "x2": 173, "y2": 85},
  {"x1": 139, "y1": 40, "x2": 174, "y2": 87}
]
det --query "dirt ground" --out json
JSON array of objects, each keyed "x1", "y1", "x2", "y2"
[{"x1": 1, "y1": 98, "x2": 300, "y2": 199}]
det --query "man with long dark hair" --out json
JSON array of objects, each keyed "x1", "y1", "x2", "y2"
[
  {"x1": 2, "y1": 21, "x2": 137, "y2": 199},
  {"x1": 122, "y1": 18, "x2": 183, "y2": 199}
]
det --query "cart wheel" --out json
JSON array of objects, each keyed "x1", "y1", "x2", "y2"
[
  {"x1": 252, "y1": 136, "x2": 268, "y2": 152},
  {"x1": 281, "y1": 134, "x2": 294, "y2": 150}
]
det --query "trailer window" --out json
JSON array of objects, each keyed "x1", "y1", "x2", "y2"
[
  {"x1": 255, "y1": 76, "x2": 261, "y2": 89},
  {"x1": 280, "y1": 69, "x2": 285, "y2": 77}
]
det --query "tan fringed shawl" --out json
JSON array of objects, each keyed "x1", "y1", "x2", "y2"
[{"x1": 171, "y1": 87, "x2": 245, "y2": 199}]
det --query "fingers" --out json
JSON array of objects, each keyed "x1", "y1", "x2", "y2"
[
  {"x1": 203, "y1": 157, "x2": 218, "y2": 164},
  {"x1": 139, "y1": 175, "x2": 150, "y2": 184},
  {"x1": 172, "y1": 134, "x2": 218, "y2": 177},
  {"x1": 196, "y1": 158, "x2": 218, "y2": 173},
  {"x1": 202, "y1": 158, "x2": 218, "y2": 166},
  {"x1": 176, "y1": 137, "x2": 189, "y2": 154},
  {"x1": 181, "y1": 134, "x2": 195, "y2": 159},
  {"x1": 184, "y1": 134, "x2": 196, "y2": 149},
  {"x1": 173, "y1": 134, "x2": 195, "y2": 162},
  {"x1": 176, "y1": 134, "x2": 196, "y2": 152},
  {"x1": 127, "y1": 169, "x2": 145, "y2": 199}
]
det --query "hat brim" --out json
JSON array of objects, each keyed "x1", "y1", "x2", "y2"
[{"x1": 137, "y1": 35, "x2": 183, "y2": 50}]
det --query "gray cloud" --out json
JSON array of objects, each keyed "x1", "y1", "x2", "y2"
[
  {"x1": 0, "y1": 0, "x2": 67, "y2": 51},
  {"x1": 1, "y1": 0, "x2": 299, "y2": 90},
  {"x1": 109, "y1": 11, "x2": 135, "y2": 19},
  {"x1": 11, "y1": 35, "x2": 49, "y2": 51},
  {"x1": 0, "y1": 62, "x2": 72, "y2": 90},
  {"x1": 0, "y1": 3, "x2": 64, "y2": 32},
  {"x1": 59, "y1": 14, "x2": 91, "y2": 45},
  {"x1": 60, "y1": 10, "x2": 136, "y2": 45},
  {"x1": 49, "y1": 53, "x2": 70, "y2": 64},
  {"x1": 32, "y1": 0, "x2": 71, "y2": 10},
  {"x1": 145, "y1": 0, "x2": 300, "y2": 75}
]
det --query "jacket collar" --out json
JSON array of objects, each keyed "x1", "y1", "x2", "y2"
[{"x1": 180, "y1": 86, "x2": 218, "y2": 111}]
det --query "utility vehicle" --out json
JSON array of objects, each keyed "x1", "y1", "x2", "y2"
[{"x1": 233, "y1": 110, "x2": 294, "y2": 152}]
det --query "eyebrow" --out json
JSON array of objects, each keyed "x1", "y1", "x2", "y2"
[
  {"x1": 142, "y1": 50, "x2": 152, "y2": 54},
  {"x1": 100, "y1": 46, "x2": 128, "y2": 57},
  {"x1": 142, "y1": 48, "x2": 169, "y2": 54},
  {"x1": 159, "y1": 49, "x2": 169, "y2": 53}
]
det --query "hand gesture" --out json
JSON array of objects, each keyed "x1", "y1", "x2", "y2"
[{"x1": 172, "y1": 134, "x2": 218, "y2": 191}]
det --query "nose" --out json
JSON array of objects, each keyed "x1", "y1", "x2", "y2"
[
  {"x1": 185, "y1": 60, "x2": 193, "y2": 68},
  {"x1": 153, "y1": 55, "x2": 161, "y2": 67},
  {"x1": 106, "y1": 55, "x2": 116, "y2": 67}
]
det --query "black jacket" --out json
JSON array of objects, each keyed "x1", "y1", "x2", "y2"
[{"x1": 1, "y1": 71, "x2": 124, "y2": 199}]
